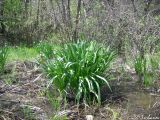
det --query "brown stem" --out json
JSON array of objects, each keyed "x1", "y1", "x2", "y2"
[{"x1": 73, "y1": 0, "x2": 81, "y2": 42}]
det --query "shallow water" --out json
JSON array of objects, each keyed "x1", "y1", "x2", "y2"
[
  {"x1": 127, "y1": 92, "x2": 154, "y2": 109},
  {"x1": 108, "y1": 80, "x2": 160, "y2": 119}
]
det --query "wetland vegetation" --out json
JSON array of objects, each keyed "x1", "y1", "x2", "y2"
[{"x1": 0, "y1": 0, "x2": 160, "y2": 120}]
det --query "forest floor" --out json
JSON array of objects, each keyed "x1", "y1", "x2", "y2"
[{"x1": 0, "y1": 60, "x2": 160, "y2": 120}]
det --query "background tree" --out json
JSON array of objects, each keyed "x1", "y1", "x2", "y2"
[{"x1": 0, "y1": 0, "x2": 5, "y2": 34}]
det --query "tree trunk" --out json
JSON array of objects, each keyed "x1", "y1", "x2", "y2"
[
  {"x1": 67, "y1": 0, "x2": 72, "y2": 28},
  {"x1": 73, "y1": 0, "x2": 81, "y2": 42},
  {"x1": 0, "y1": 0, "x2": 5, "y2": 34},
  {"x1": 24, "y1": 0, "x2": 29, "y2": 18},
  {"x1": 61, "y1": 0, "x2": 67, "y2": 25},
  {"x1": 36, "y1": 0, "x2": 40, "y2": 28}
]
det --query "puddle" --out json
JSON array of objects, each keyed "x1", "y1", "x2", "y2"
[
  {"x1": 124, "y1": 91, "x2": 160, "y2": 119},
  {"x1": 127, "y1": 92, "x2": 155, "y2": 110},
  {"x1": 104, "y1": 79, "x2": 160, "y2": 119}
]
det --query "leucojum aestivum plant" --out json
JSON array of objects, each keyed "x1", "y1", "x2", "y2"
[{"x1": 38, "y1": 41, "x2": 115, "y2": 105}]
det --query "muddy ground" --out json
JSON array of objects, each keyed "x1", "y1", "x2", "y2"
[{"x1": 0, "y1": 61, "x2": 160, "y2": 120}]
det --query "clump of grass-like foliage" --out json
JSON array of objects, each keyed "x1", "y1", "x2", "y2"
[
  {"x1": 0, "y1": 47, "x2": 8, "y2": 73},
  {"x1": 38, "y1": 41, "x2": 115, "y2": 105},
  {"x1": 36, "y1": 42, "x2": 54, "y2": 59},
  {"x1": 134, "y1": 55, "x2": 158, "y2": 87}
]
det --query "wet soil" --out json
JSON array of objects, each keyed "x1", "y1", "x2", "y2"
[
  {"x1": 0, "y1": 61, "x2": 53, "y2": 120},
  {"x1": 0, "y1": 61, "x2": 160, "y2": 120}
]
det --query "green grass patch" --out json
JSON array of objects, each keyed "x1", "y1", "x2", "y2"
[{"x1": 7, "y1": 46, "x2": 38, "y2": 62}]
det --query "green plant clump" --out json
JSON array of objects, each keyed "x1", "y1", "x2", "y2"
[
  {"x1": 134, "y1": 56, "x2": 147, "y2": 78},
  {"x1": 134, "y1": 55, "x2": 158, "y2": 86},
  {"x1": 39, "y1": 41, "x2": 115, "y2": 105},
  {"x1": 36, "y1": 42, "x2": 54, "y2": 59},
  {"x1": 0, "y1": 47, "x2": 8, "y2": 73}
]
